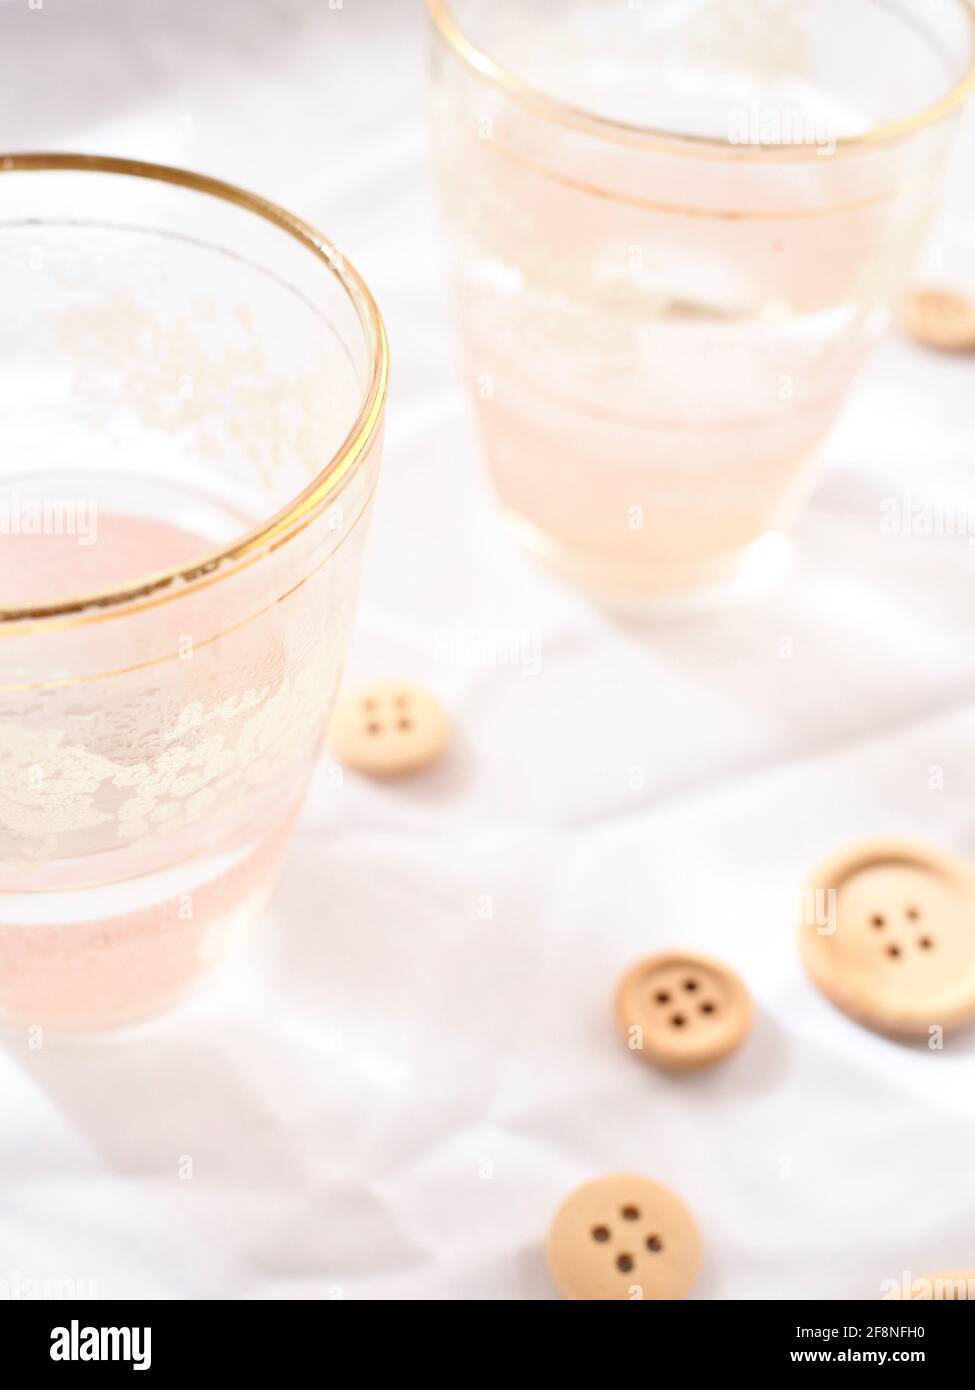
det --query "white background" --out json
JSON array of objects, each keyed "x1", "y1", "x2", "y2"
[{"x1": 2, "y1": 0, "x2": 975, "y2": 1300}]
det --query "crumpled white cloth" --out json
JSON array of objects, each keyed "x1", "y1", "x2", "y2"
[{"x1": 3, "y1": 0, "x2": 975, "y2": 1301}]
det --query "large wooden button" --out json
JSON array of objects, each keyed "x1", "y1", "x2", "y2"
[
  {"x1": 615, "y1": 950, "x2": 753, "y2": 1070},
  {"x1": 546, "y1": 1174, "x2": 702, "y2": 1301},
  {"x1": 799, "y1": 839, "x2": 975, "y2": 1037},
  {"x1": 901, "y1": 287, "x2": 975, "y2": 352},
  {"x1": 329, "y1": 680, "x2": 449, "y2": 776}
]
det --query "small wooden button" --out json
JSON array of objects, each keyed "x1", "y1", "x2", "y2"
[
  {"x1": 901, "y1": 287, "x2": 975, "y2": 352},
  {"x1": 546, "y1": 1174, "x2": 702, "y2": 1301},
  {"x1": 329, "y1": 680, "x2": 449, "y2": 776},
  {"x1": 884, "y1": 1270, "x2": 975, "y2": 1300},
  {"x1": 615, "y1": 950, "x2": 753, "y2": 1071},
  {"x1": 799, "y1": 839, "x2": 975, "y2": 1038}
]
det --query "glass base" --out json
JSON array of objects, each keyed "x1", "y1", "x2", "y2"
[
  {"x1": 505, "y1": 511, "x2": 794, "y2": 613},
  {"x1": 0, "y1": 802, "x2": 298, "y2": 1033}
]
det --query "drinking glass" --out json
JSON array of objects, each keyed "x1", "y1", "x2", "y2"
[
  {"x1": 428, "y1": 0, "x2": 975, "y2": 597},
  {"x1": 0, "y1": 154, "x2": 388, "y2": 1029}
]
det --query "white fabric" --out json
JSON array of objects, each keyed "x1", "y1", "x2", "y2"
[{"x1": 3, "y1": 0, "x2": 975, "y2": 1301}]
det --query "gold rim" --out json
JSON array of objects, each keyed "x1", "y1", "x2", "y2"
[
  {"x1": 0, "y1": 152, "x2": 389, "y2": 627},
  {"x1": 428, "y1": 0, "x2": 975, "y2": 158}
]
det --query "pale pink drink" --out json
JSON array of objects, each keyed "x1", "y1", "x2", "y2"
[
  {"x1": 0, "y1": 156, "x2": 388, "y2": 1029},
  {"x1": 429, "y1": 0, "x2": 975, "y2": 597}
]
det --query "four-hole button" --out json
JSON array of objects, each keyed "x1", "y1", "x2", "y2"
[
  {"x1": 329, "y1": 680, "x2": 449, "y2": 777},
  {"x1": 546, "y1": 1174, "x2": 702, "y2": 1301},
  {"x1": 799, "y1": 839, "x2": 975, "y2": 1037},
  {"x1": 615, "y1": 950, "x2": 753, "y2": 1071}
]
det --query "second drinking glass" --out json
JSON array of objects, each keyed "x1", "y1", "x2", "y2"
[{"x1": 429, "y1": 0, "x2": 975, "y2": 598}]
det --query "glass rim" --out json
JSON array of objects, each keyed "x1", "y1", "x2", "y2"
[
  {"x1": 0, "y1": 151, "x2": 389, "y2": 630},
  {"x1": 427, "y1": 0, "x2": 975, "y2": 158}
]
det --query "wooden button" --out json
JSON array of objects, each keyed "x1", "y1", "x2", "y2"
[
  {"x1": 329, "y1": 680, "x2": 449, "y2": 776},
  {"x1": 799, "y1": 839, "x2": 975, "y2": 1037},
  {"x1": 884, "y1": 1270, "x2": 975, "y2": 1300},
  {"x1": 546, "y1": 1174, "x2": 702, "y2": 1301},
  {"x1": 901, "y1": 287, "x2": 975, "y2": 352},
  {"x1": 615, "y1": 950, "x2": 753, "y2": 1071}
]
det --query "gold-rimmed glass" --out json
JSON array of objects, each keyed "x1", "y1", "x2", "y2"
[
  {"x1": 0, "y1": 154, "x2": 388, "y2": 1029},
  {"x1": 428, "y1": 0, "x2": 975, "y2": 598}
]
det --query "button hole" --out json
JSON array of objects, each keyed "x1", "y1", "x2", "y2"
[
  {"x1": 683, "y1": 978, "x2": 698, "y2": 992},
  {"x1": 700, "y1": 1001, "x2": 716, "y2": 1014},
  {"x1": 621, "y1": 1205, "x2": 639, "y2": 1221},
  {"x1": 654, "y1": 990, "x2": 670, "y2": 1004},
  {"x1": 670, "y1": 1013, "x2": 687, "y2": 1028},
  {"x1": 646, "y1": 1235, "x2": 663, "y2": 1253},
  {"x1": 616, "y1": 1253, "x2": 634, "y2": 1273},
  {"x1": 905, "y1": 906, "x2": 920, "y2": 921},
  {"x1": 918, "y1": 936, "x2": 934, "y2": 950},
  {"x1": 591, "y1": 1225, "x2": 610, "y2": 1243},
  {"x1": 397, "y1": 718, "x2": 413, "y2": 732},
  {"x1": 886, "y1": 944, "x2": 901, "y2": 959},
  {"x1": 366, "y1": 722, "x2": 382, "y2": 735},
  {"x1": 870, "y1": 914, "x2": 885, "y2": 929}
]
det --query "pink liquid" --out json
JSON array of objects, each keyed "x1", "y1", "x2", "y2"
[
  {"x1": 0, "y1": 515, "x2": 303, "y2": 1030},
  {"x1": 0, "y1": 811, "x2": 297, "y2": 1030},
  {"x1": 0, "y1": 513, "x2": 210, "y2": 607}
]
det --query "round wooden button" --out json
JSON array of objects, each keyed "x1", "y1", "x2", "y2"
[
  {"x1": 329, "y1": 680, "x2": 449, "y2": 776},
  {"x1": 799, "y1": 839, "x2": 975, "y2": 1037},
  {"x1": 901, "y1": 287, "x2": 975, "y2": 352},
  {"x1": 615, "y1": 950, "x2": 753, "y2": 1071},
  {"x1": 885, "y1": 1270, "x2": 975, "y2": 1300},
  {"x1": 546, "y1": 1174, "x2": 702, "y2": 1301}
]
